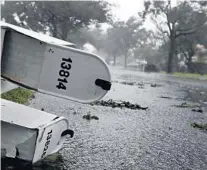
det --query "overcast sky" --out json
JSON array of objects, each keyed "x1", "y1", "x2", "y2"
[
  {"x1": 107, "y1": 0, "x2": 178, "y2": 31},
  {"x1": 108, "y1": 0, "x2": 145, "y2": 21},
  {"x1": 109, "y1": 0, "x2": 178, "y2": 21}
]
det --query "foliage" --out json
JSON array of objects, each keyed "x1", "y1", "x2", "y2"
[
  {"x1": 2, "y1": 1, "x2": 207, "y2": 72},
  {"x1": 141, "y1": 0, "x2": 207, "y2": 73},
  {"x1": 105, "y1": 17, "x2": 143, "y2": 67},
  {"x1": 83, "y1": 27, "x2": 106, "y2": 50},
  {"x1": 1, "y1": 87, "x2": 34, "y2": 104},
  {"x1": 1, "y1": 1, "x2": 111, "y2": 40}
]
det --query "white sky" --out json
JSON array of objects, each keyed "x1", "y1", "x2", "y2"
[
  {"x1": 107, "y1": 0, "x2": 178, "y2": 31},
  {"x1": 108, "y1": 0, "x2": 145, "y2": 21},
  {"x1": 108, "y1": 0, "x2": 178, "y2": 21}
]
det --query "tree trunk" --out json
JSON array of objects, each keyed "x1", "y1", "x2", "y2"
[
  {"x1": 167, "y1": 37, "x2": 176, "y2": 73},
  {"x1": 53, "y1": 25, "x2": 58, "y2": 38},
  {"x1": 105, "y1": 52, "x2": 110, "y2": 65},
  {"x1": 124, "y1": 54, "x2": 127, "y2": 68},
  {"x1": 60, "y1": 31, "x2": 68, "y2": 41},
  {"x1": 60, "y1": 23, "x2": 69, "y2": 40},
  {"x1": 188, "y1": 49, "x2": 194, "y2": 63},
  {"x1": 113, "y1": 55, "x2": 116, "y2": 66},
  {"x1": 51, "y1": 18, "x2": 58, "y2": 38}
]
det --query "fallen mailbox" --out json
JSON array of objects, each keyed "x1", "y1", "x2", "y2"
[
  {"x1": 1, "y1": 21, "x2": 75, "y2": 164},
  {"x1": 1, "y1": 21, "x2": 111, "y2": 164},
  {"x1": 1, "y1": 99, "x2": 74, "y2": 163},
  {"x1": 1, "y1": 21, "x2": 111, "y2": 104}
]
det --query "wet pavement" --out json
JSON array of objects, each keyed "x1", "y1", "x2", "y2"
[{"x1": 3, "y1": 66, "x2": 207, "y2": 170}]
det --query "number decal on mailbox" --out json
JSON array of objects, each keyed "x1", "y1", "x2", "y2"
[
  {"x1": 41, "y1": 130, "x2": 52, "y2": 158},
  {"x1": 56, "y1": 58, "x2": 72, "y2": 90}
]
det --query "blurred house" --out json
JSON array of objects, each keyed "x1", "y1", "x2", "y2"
[
  {"x1": 193, "y1": 44, "x2": 207, "y2": 63},
  {"x1": 186, "y1": 44, "x2": 207, "y2": 74}
]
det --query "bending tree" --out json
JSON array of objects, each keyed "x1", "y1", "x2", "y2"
[{"x1": 141, "y1": 1, "x2": 207, "y2": 73}]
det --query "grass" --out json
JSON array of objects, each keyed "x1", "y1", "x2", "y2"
[
  {"x1": 173, "y1": 72, "x2": 207, "y2": 79},
  {"x1": 44, "y1": 154, "x2": 63, "y2": 162},
  {"x1": 1, "y1": 87, "x2": 34, "y2": 104},
  {"x1": 161, "y1": 71, "x2": 207, "y2": 80}
]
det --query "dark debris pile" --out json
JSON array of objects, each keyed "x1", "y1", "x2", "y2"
[
  {"x1": 191, "y1": 122, "x2": 207, "y2": 130},
  {"x1": 173, "y1": 102, "x2": 200, "y2": 108},
  {"x1": 150, "y1": 83, "x2": 162, "y2": 87},
  {"x1": 159, "y1": 96, "x2": 173, "y2": 99},
  {"x1": 192, "y1": 108, "x2": 203, "y2": 113},
  {"x1": 112, "y1": 80, "x2": 136, "y2": 86},
  {"x1": 91, "y1": 99, "x2": 148, "y2": 110},
  {"x1": 83, "y1": 113, "x2": 99, "y2": 120}
]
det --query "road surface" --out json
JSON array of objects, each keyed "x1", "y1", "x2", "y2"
[{"x1": 3, "y1": 66, "x2": 207, "y2": 170}]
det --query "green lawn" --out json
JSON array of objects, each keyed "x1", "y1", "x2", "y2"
[
  {"x1": 161, "y1": 72, "x2": 207, "y2": 80},
  {"x1": 1, "y1": 87, "x2": 34, "y2": 104}
]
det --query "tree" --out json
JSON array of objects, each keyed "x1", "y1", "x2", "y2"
[
  {"x1": 103, "y1": 27, "x2": 123, "y2": 65},
  {"x1": 133, "y1": 28, "x2": 156, "y2": 57},
  {"x1": 1, "y1": 1, "x2": 111, "y2": 40},
  {"x1": 109, "y1": 17, "x2": 143, "y2": 68},
  {"x1": 82, "y1": 27, "x2": 106, "y2": 51},
  {"x1": 141, "y1": 1, "x2": 207, "y2": 73}
]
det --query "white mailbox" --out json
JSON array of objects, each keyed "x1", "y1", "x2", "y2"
[{"x1": 1, "y1": 99, "x2": 74, "y2": 163}]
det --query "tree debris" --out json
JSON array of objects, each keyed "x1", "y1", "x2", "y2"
[
  {"x1": 192, "y1": 108, "x2": 203, "y2": 113},
  {"x1": 91, "y1": 99, "x2": 148, "y2": 110},
  {"x1": 83, "y1": 113, "x2": 99, "y2": 120},
  {"x1": 150, "y1": 83, "x2": 162, "y2": 87},
  {"x1": 173, "y1": 102, "x2": 200, "y2": 108},
  {"x1": 191, "y1": 122, "x2": 207, "y2": 130},
  {"x1": 159, "y1": 96, "x2": 173, "y2": 99}
]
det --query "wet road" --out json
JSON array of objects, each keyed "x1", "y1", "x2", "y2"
[{"x1": 27, "y1": 67, "x2": 207, "y2": 169}]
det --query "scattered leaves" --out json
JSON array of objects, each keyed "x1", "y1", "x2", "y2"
[
  {"x1": 191, "y1": 122, "x2": 207, "y2": 130},
  {"x1": 91, "y1": 99, "x2": 148, "y2": 110}
]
